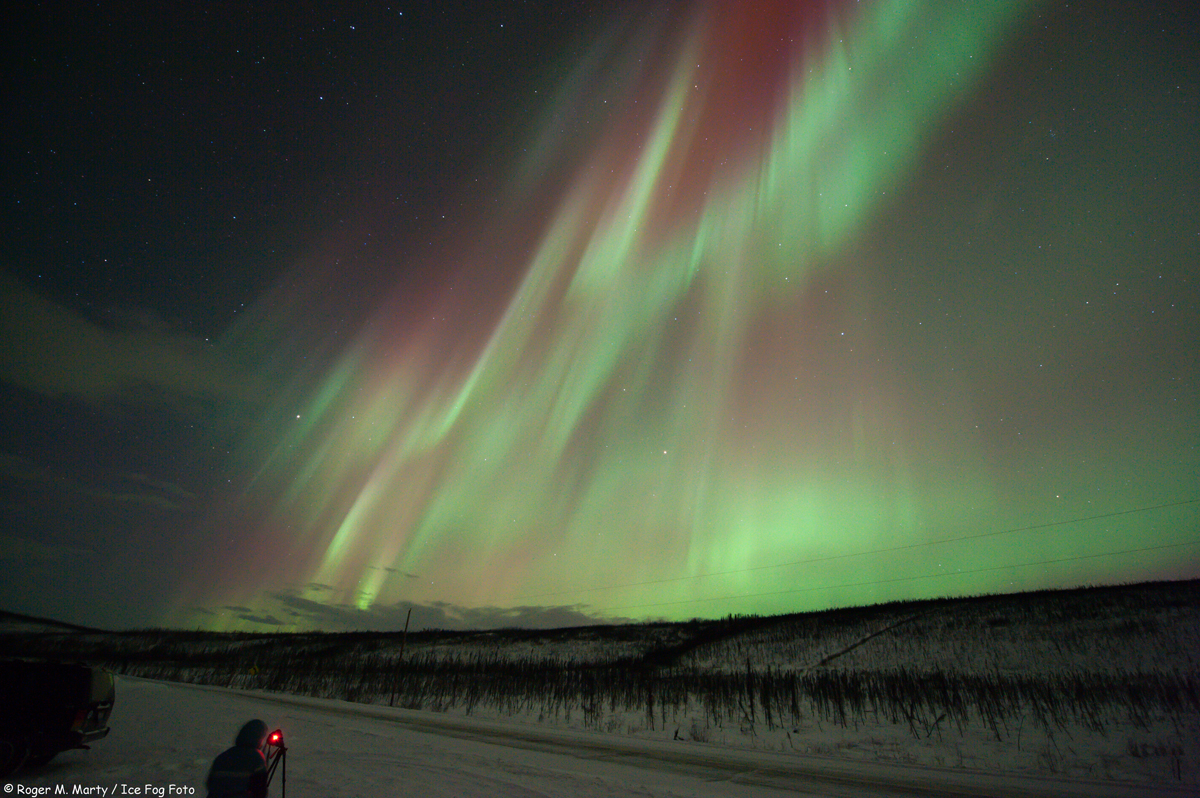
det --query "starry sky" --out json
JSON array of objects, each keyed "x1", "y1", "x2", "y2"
[{"x1": 1, "y1": 1, "x2": 1196, "y2": 632}]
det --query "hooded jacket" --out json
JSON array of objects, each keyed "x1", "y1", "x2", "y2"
[{"x1": 206, "y1": 719, "x2": 269, "y2": 798}]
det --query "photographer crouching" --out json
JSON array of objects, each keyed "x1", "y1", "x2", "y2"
[{"x1": 206, "y1": 719, "x2": 287, "y2": 797}]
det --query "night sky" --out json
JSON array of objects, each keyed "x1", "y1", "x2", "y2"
[{"x1": 2, "y1": 1, "x2": 1196, "y2": 632}]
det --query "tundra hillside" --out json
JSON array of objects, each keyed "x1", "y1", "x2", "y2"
[{"x1": 3, "y1": 580, "x2": 1197, "y2": 784}]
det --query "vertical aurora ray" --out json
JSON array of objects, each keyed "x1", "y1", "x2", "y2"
[{"x1": 182, "y1": 0, "x2": 1197, "y2": 630}]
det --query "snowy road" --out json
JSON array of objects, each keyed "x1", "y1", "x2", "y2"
[{"x1": 6, "y1": 677, "x2": 1194, "y2": 797}]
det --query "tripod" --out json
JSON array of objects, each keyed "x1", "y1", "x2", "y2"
[{"x1": 265, "y1": 730, "x2": 287, "y2": 798}]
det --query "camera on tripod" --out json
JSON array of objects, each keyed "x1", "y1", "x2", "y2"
[{"x1": 264, "y1": 728, "x2": 287, "y2": 796}]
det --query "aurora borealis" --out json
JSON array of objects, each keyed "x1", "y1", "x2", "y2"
[{"x1": 2, "y1": 1, "x2": 1197, "y2": 631}]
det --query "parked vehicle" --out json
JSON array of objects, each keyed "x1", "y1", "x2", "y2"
[{"x1": 0, "y1": 660, "x2": 115, "y2": 776}]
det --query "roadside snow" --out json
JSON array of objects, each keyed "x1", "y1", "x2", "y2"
[{"x1": 6, "y1": 677, "x2": 1196, "y2": 797}]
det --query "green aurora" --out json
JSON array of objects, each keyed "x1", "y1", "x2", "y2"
[{"x1": 168, "y1": 0, "x2": 1199, "y2": 630}]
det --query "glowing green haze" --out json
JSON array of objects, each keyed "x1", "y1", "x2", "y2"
[{"x1": 183, "y1": 0, "x2": 1199, "y2": 630}]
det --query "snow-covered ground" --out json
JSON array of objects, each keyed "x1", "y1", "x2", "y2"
[{"x1": 6, "y1": 676, "x2": 1197, "y2": 798}]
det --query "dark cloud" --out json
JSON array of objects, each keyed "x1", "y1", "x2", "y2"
[
  {"x1": 256, "y1": 590, "x2": 632, "y2": 632},
  {"x1": 373, "y1": 567, "x2": 419, "y2": 578},
  {"x1": 0, "y1": 533, "x2": 95, "y2": 564},
  {"x1": 0, "y1": 270, "x2": 261, "y2": 411},
  {"x1": 0, "y1": 453, "x2": 196, "y2": 512},
  {"x1": 236, "y1": 613, "x2": 286, "y2": 626},
  {"x1": 448, "y1": 604, "x2": 640, "y2": 631},
  {"x1": 271, "y1": 592, "x2": 356, "y2": 624}
]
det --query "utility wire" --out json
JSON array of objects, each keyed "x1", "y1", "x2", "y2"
[
  {"x1": 521, "y1": 497, "x2": 1199, "y2": 601},
  {"x1": 596, "y1": 537, "x2": 1200, "y2": 613}
]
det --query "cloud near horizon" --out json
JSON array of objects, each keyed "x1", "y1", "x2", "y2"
[{"x1": 177, "y1": 589, "x2": 639, "y2": 632}]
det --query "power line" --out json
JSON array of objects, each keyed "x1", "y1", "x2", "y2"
[
  {"x1": 595, "y1": 537, "x2": 1200, "y2": 613},
  {"x1": 521, "y1": 497, "x2": 1199, "y2": 601}
]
